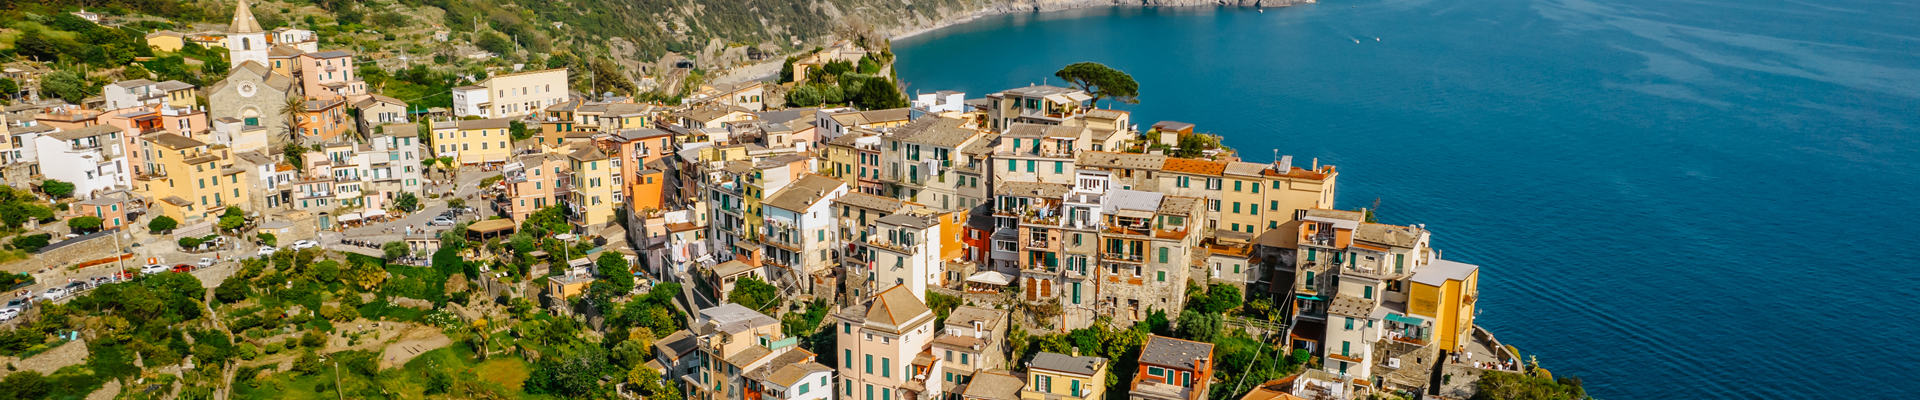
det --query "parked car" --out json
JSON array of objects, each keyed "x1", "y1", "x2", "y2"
[
  {"x1": 430, "y1": 216, "x2": 456, "y2": 226},
  {"x1": 41, "y1": 286, "x2": 66, "y2": 301},
  {"x1": 64, "y1": 281, "x2": 90, "y2": 293},
  {"x1": 170, "y1": 264, "x2": 194, "y2": 273},
  {"x1": 257, "y1": 246, "x2": 278, "y2": 256},
  {"x1": 291, "y1": 240, "x2": 319, "y2": 250},
  {"x1": 0, "y1": 307, "x2": 19, "y2": 322},
  {"x1": 4, "y1": 298, "x2": 29, "y2": 310},
  {"x1": 92, "y1": 276, "x2": 114, "y2": 286},
  {"x1": 197, "y1": 258, "x2": 216, "y2": 268},
  {"x1": 140, "y1": 264, "x2": 169, "y2": 275}
]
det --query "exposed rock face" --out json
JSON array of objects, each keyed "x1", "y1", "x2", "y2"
[{"x1": 872, "y1": 0, "x2": 1316, "y2": 39}]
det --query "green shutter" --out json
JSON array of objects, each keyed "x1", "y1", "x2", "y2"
[
  {"x1": 1009, "y1": 160, "x2": 1018, "y2": 171},
  {"x1": 1158, "y1": 247, "x2": 1168, "y2": 263},
  {"x1": 1072, "y1": 282, "x2": 1081, "y2": 304},
  {"x1": 1157, "y1": 271, "x2": 1166, "y2": 282}
]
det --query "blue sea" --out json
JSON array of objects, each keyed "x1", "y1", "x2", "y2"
[{"x1": 893, "y1": 0, "x2": 1920, "y2": 398}]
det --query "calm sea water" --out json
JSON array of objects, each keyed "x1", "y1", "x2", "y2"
[{"x1": 894, "y1": 0, "x2": 1920, "y2": 398}]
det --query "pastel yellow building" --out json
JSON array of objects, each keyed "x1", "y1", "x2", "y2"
[
  {"x1": 1021, "y1": 352, "x2": 1110, "y2": 400},
  {"x1": 1407, "y1": 259, "x2": 1480, "y2": 350},
  {"x1": 145, "y1": 31, "x2": 186, "y2": 52},
  {"x1": 431, "y1": 118, "x2": 513, "y2": 165},
  {"x1": 136, "y1": 133, "x2": 249, "y2": 222},
  {"x1": 566, "y1": 143, "x2": 622, "y2": 227}
]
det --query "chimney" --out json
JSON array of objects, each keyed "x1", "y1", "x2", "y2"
[
  {"x1": 1072, "y1": 346, "x2": 1080, "y2": 357},
  {"x1": 1312, "y1": 157, "x2": 1319, "y2": 170}
]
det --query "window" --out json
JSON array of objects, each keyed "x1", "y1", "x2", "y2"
[
  {"x1": 1157, "y1": 270, "x2": 1166, "y2": 282},
  {"x1": 865, "y1": 354, "x2": 873, "y2": 374},
  {"x1": 1054, "y1": 161, "x2": 1064, "y2": 173},
  {"x1": 1158, "y1": 247, "x2": 1168, "y2": 263},
  {"x1": 1364, "y1": 286, "x2": 1374, "y2": 299},
  {"x1": 846, "y1": 380, "x2": 854, "y2": 397},
  {"x1": 882, "y1": 358, "x2": 891, "y2": 377},
  {"x1": 961, "y1": 353, "x2": 969, "y2": 365},
  {"x1": 799, "y1": 383, "x2": 810, "y2": 395},
  {"x1": 1234, "y1": 180, "x2": 1243, "y2": 191},
  {"x1": 1345, "y1": 317, "x2": 1354, "y2": 330},
  {"x1": 1232, "y1": 202, "x2": 1241, "y2": 214},
  {"x1": 1008, "y1": 160, "x2": 1017, "y2": 171},
  {"x1": 1026, "y1": 160, "x2": 1036, "y2": 172}
]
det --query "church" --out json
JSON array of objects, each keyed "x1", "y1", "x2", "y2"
[{"x1": 207, "y1": 0, "x2": 295, "y2": 147}]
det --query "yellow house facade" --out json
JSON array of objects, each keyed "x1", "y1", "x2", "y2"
[
  {"x1": 1407, "y1": 258, "x2": 1480, "y2": 350},
  {"x1": 566, "y1": 144, "x2": 621, "y2": 227},
  {"x1": 431, "y1": 118, "x2": 513, "y2": 165},
  {"x1": 137, "y1": 133, "x2": 249, "y2": 222},
  {"x1": 1021, "y1": 352, "x2": 1109, "y2": 400},
  {"x1": 145, "y1": 31, "x2": 186, "y2": 52}
]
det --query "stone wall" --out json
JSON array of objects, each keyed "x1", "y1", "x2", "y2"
[
  {"x1": 3, "y1": 230, "x2": 128, "y2": 275},
  {"x1": 0, "y1": 339, "x2": 90, "y2": 376}
]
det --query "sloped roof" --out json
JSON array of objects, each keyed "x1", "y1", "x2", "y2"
[
  {"x1": 864, "y1": 285, "x2": 931, "y2": 332},
  {"x1": 1139, "y1": 335, "x2": 1214, "y2": 370},
  {"x1": 763, "y1": 174, "x2": 844, "y2": 212},
  {"x1": 995, "y1": 181, "x2": 1071, "y2": 199},
  {"x1": 1411, "y1": 258, "x2": 1479, "y2": 287},
  {"x1": 833, "y1": 192, "x2": 906, "y2": 213},
  {"x1": 960, "y1": 371, "x2": 1026, "y2": 400},
  {"x1": 47, "y1": 125, "x2": 123, "y2": 141},
  {"x1": 230, "y1": 0, "x2": 264, "y2": 34},
  {"x1": 1163, "y1": 158, "x2": 1228, "y2": 176},
  {"x1": 1353, "y1": 223, "x2": 1421, "y2": 248},
  {"x1": 894, "y1": 116, "x2": 978, "y2": 148},
  {"x1": 1077, "y1": 151, "x2": 1165, "y2": 170},
  {"x1": 1030, "y1": 352, "x2": 1108, "y2": 376}
]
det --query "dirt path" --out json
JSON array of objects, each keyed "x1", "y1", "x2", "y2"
[{"x1": 379, "y1": 325, "x2": 451, "y2": 369}]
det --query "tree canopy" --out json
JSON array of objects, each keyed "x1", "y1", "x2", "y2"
[
  {"x1": 727, "y1": 276, "x2": 780, "y2": 314},
  {"x1": 40, "y1": 180, "x2": 74, "y2": 198},
  {"x1": 1054, "y1": 62, "x2": 1141, "y2": 106}
]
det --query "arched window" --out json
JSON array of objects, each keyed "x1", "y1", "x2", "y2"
[{"x1": 241, "y1": 37, "x2": 251, "y2": 50}]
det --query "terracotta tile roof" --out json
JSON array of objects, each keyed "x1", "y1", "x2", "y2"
[{"x1": 1162, "y1": 158, "x2": 1227, "y2": 176}]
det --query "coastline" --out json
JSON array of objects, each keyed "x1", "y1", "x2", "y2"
[{"x1": 888, "y1": 0, "x2": 1316, "y2": 41}]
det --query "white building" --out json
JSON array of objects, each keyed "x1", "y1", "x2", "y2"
[
  {"x1": 861, "y1": 210, "x2": 943, "y2": 302},
  {"x1": 451, "y1": 68, "x2": 569, "y2": 119},
  {"x1": 912, "y1": 91, "x2": 967, "y2": 114},
  {"x1": 225, "y1": 0, "x2": 269, "y2": 69},
  {"x1": 760, "y1": 173, "x2": 849, "y2": 297},
  {"x1": 34, "y1": 125, "x2": 129, "y2": 199}
]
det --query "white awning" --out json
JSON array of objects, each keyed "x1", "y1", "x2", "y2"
[
  {"x1": 965, "y1": 271, "x2": 1016, "y2": 286},
  {"x1": 364, "y1": 209, "x2": 388, "y2": 218},
  {"x1": 336, "y1": 213, "x2": 362, "y2": 222},
  {"x1": 1065, "y1": 92, "x2": 1093, "y2": 102}
]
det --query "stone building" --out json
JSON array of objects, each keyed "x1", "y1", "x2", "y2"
[{"x1": 207, "y1": 62, "x2": 296, "y2": 145}]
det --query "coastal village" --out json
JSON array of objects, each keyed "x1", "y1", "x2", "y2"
[{"x1": 0, "y1": 2, "x2": 1592, "y2": 400}]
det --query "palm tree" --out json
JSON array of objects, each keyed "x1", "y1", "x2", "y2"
[{"x1": 278, "y1": 96, "x2": 305, "y2": 143}]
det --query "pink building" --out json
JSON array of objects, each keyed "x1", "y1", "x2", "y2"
[
  {"x1": 297, "y1": 50, "x2": 366, "y2": 100},
  {"x1": 836, "y1": 286, "x2": 945, "y2": 400}
]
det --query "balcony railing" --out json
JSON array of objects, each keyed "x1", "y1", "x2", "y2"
[{"x1": 1101, "y1": 252, "x2": 1144, "y2": 263}]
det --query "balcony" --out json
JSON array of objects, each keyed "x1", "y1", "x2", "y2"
[
  {"x1": 762, "y1": 235, "x2": 804, "y2": 251},
  {"x1": 1026, "y1": 238, "x2": 1057, "y2": 250},
  {"x1": 1101, "y1": 252, "x2": 1144, "y2": 264},
  {"x1": 1344, "y1": 263, "x2": 1399, "y2": 280},
  {"x1": 1302, "y1": 232, "x2": 1338, "y2": 247},
  {"x1": 1103, "y1": 225, "x2": 1152, "y2": 238}
]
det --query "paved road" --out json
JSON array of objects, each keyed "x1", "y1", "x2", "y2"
[{"x1": 319, "y1": 167, "x2": 501, "y2": 248}]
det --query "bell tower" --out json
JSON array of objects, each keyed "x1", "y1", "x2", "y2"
[{"x1": 226, "y1": 0, "x2": 269, "y2": 69}]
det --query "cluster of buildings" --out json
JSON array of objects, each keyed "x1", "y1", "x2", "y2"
[
  {"x1": 1, "y1": 0, "x2": 419, "y2": 237},
  {"x1": 1, "y1": 5, "x2": 1496, "y2": 397},
  {"x1": 577, "y1": 72, "x2": 1487, "y2": 399}
]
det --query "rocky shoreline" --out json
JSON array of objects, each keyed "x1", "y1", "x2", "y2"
[{"x1": 887, "y1": 0, "x2": 1316, "y2": 40}]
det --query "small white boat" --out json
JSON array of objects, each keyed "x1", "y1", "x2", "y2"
[
  {"x1": 1353, "y1": 39, "x2": 1361, "y2": 43},
  {"x1": 1376, "y1": 37, "x2": 1381, "y2": 41}
]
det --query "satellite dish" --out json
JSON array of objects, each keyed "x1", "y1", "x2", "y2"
[{"x1": 555, "y1": 234, "x2": 576, "y2": 241}]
